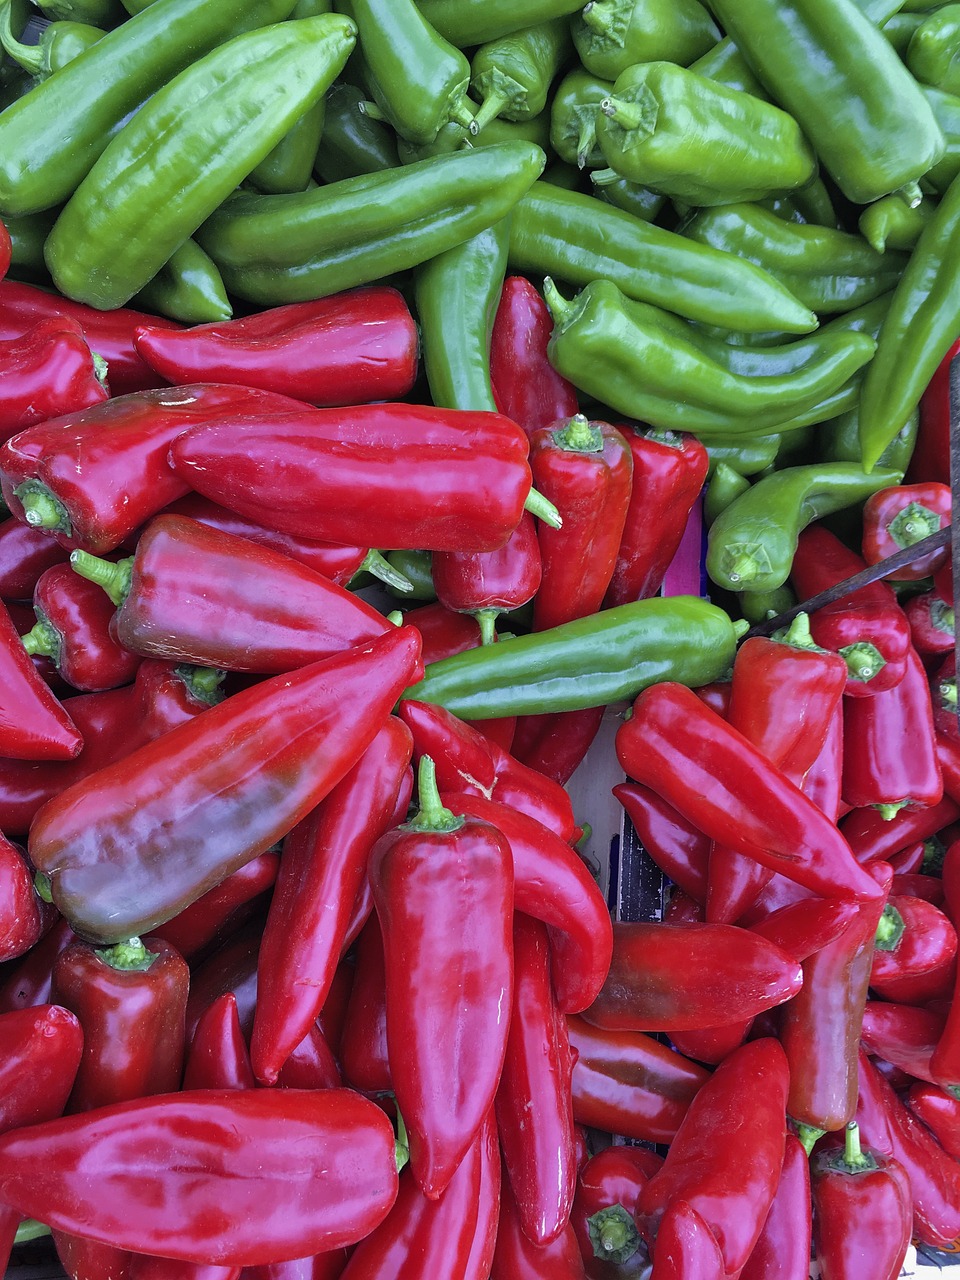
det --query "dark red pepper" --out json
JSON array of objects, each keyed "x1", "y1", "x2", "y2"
[
  {"x1": 0, "y1": 915, "x2": 75, "y2": 1013},
  {"x1": 571, "y1": 1146, "x2": 661, "y2": 1279},
  {"x1": 276, "y1": 1023, "x2": 341, "y2": 1092},
  {"x1": 0, "y1": 599, "x2": 83, "y2": 760},
  {"x1": 648, "y1": 1200, "x2": 724, "y2": 1280},
  {"x1": 907, "y1": 1082, "x2": 960, "y2": 1160},
  {"x1": 490, "y1": 1159, "x2": 588, "y2": 1280},
  {"x1": 0, "y1": 317, "x2": 108, "y2": 443},
  {"x1": 861, "y1": 999, "x2": 946, "y2": 1084},
  {"x1": 339, "y1": 914, "x2": 392, "y2": 1095},
  {"x1": 399, "y1": 601, "x2": 483, "y2": 664},
  {"x1": 431, "y1": 511, "x2": 542, "y2": 645},
  {"x1": 738, "y1": 1135, "x2": 811, "y2": 1280},
  {"x1": 508, "y1": 704, "x2": 606, "y2": 787},
  {"x1": 871, "y1": 894, "x2": 958, "y2": 1004},
  {"x1": 490, "y1": 275, "x2": 579, "y2": 436},
  {"x1": 133, "y1": 287, "x2": 419, "y2": 406},
  {"x1": 612, "y1": 782, "x2": 710, "y2": 904},
  {"x1": 184, "y1": 915, "x2": 263, "y2": 1045},
  {"x1": 150, "y1": 850, "x2": 279, "y2": 966},
  {"x1": 0, "y1": 514, "x2": 70, "y2": 601},
  {"x1": 905, "y1": 589, "x2": 955, "y2": 656},
  {"x1": 182, "y1": 992, "x2": 256, "y2": 1091},
  {"x1": 748, "y1": 897, "x2": 860, "y2": 962},
  {"x1": 932, "y1": 651, "x2": 959, "y2": 744},
  {"x1": 862, "y1": 481, "x2": 951, "y2": 580},
  {"x1": 909, "y1": 336, "x2": 959, "y2": 485}
]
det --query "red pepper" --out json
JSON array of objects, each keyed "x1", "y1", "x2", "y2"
[
  {"x1": 0, "y1": 278, "x2": 179, "y2": 396},
  {"x1": 490, "y1": 1159, "x2": 588, "y2": 1280},
  {"x1": 51, "y1": 1232, "x2": 132, "y2": 1280},
  {"x1": 129, "y1": 1258, "x2": 240, "y2": 1280},
  {"x1": 738, "y1": 1135, "x2": 811, "y2": 1280},
  {"x1": 182, "y1": 992, "x2": 256, "y2": 1091},
  {"x1": 636, "y1": 1038, "x2": 789, "y2": 1276},
  {"x1": 909, "y1": 336, "x2": 959, "y2": 485},
  {"x1": 934, "y1": 557, "x2": 954, "y2": 605},
  {"x1": 490, "y1": 275, "x2": 579, "y2": 436},
  {"x1": 904, "y1": 589, "x2": 955, "y2": 656},
  {"x1": 368, "y1": 757, "x2": 513, "y2": 1200},
  {"x1": 748, "y1": 897, "x2": 860, "y2": 962},
  {"x1": 613, "y1": 782, "x2": 710, "y2": 904},
  {"x1": 496, "y1": 913, "x2": 578, "y2": 1247},
  {"x1": 565, "y1": 1016, "x2": 710, "y2": 1145},
  {"x1": 251, "y1": 716, "x2": 413, "y2": 1085},
  {"x1": 862, "y1": 481, "x2": 952, "y2": 580},
  {"x1": 583, "y1": 920, "x2": 801, "y2": 1033},
  {"x1": 861, "y1": 1000, "x2": 946, "y2": 1084},
  {"x1": 508, "y1": 704, "x2": 606, "y2": 787},
  {"x1": 30, "y1": 626, "x2": 423, "y2": 943},
  {"x1": 431, "y1": 511, "x2": 542, "y2": 645},
  {"x1": 150, "y1": 850, "x2": 279, "y2": 966},
  {"x1": 616, "y1": 682, "x2": 882, "y2": 903},
  {"x1": 907, "y1": 1082, "x2": 960, "y2": 1160},
  {"x1": 0, "y1": 834, "x2": 50, "y2": 962},
  {"x1": 169, "y1": 403, "x2": 557, "y2": 552},
  {"x1": 892, "y1": 870, "x2": 946, "y2": 904},
  {"x1": 0, "y1": 317, "x2": 108, "y2": 443},
  {"x1": 133, "y1": 287, "x2": 419, "y2": 406},
  {"x1": 0, "y1": 1090, "x2": 401, "y2": 1267},
  {"x1": 0, "y1": 599, "x2": 83, "y2": 760},
  {"x1": 603, "y1": 429, "x2": 709, "y2": 609},
  {"x1": 811, "y1": 1121, "x2": 912, "y2": 1280},
  {"x1": 276, "y1": 1023, "x2": 342, "y2": 1092},
  {"x1": 0, "y1": 219, "x2": 9, "y2": 282},
  {"x1": 72, "y1": 514, "x2": 392, "y2": 674},
  {"x1": 871, "y1": 894, "x2": 958, "y2": 1003},
  {"x1": 184, "y1": 916, "x2": 263, "y2": 1044},
  {"x1": 842, "y1": 793, "x2": 960, "y2": 864},
  {"x1": 339, "y1": 914, "x2": 392, "y2": 1095},
  {"x1": 933, "y1": 651, "x2": 959, "y2": 743},
  {"x1": 0, "y1": 915, "x2": 75, "y2": 1013},
  {"x1": 399, "y1": 601, "x2": 483, "y2": 664},
  {"x1": 648, "y1": 1200, "x2": 724, "y2": 1280},
  {"x1": 240, "y1": 1251, "x2": 350, "y2": 1280},
  {"x1": 571, "y1": 1146, "x2": 661, "y2": 1279},
  {"x1": 791, "y1": 524, "x2": 911, "y2": 695},
  {"x1": 0, "y1": 513, "x2": 70, "y2": 601}
]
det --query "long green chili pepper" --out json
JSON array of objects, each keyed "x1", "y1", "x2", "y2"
[
  {"x1": 571, "y1": 0, "x2": 719, "y2": 81},
  {"x1": 248, "y1": 88, "x2": 326, "y2": 196},
  {"x1": 198, "y1": 140, "x2": 545, "y2": 305},
  {"x1": 704, "y1": 435, "x2": 782, "y2": 476},
  {"x1": 705, "y1": 463, "x2": 904, "y2": 593},
  {"x1": 820, "y1": 407, "x2": 919, "y2": 475},
  {"x1": 313, "y1": 79, "x2": 399, "y2": 181},
  {"x1": 414, "y1": 0, "x2": 585, "y2": 49},
  {"x1": 133, "y1": 238, "x2": 232, "y2": 324},
  {"x1": 704, "y1": 463, "x2": 751, "y2": 526},
  {"x1": 508, "y1": 182, "x2": 818, "y2": 332},
  {"x1": 402, "y1": 597, "x2": 741, "y2": 718},
  {"x1": 470, "y1": 19, "x2": 571, "y2": 132},
  {"x1": 35, "y1": 0, "x2": 122, "y2": 23}
]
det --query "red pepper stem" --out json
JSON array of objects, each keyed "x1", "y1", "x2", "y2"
[
  {"x1": 20, "y1": 619, "x2": 60, "y2": 661},
  {"x1": 889, "y1": 501, "x2": 941, "y2": 548},
  {"x1": 524, "y1": 486, "x2": 563, "y2": 529},
  {"x1": 477, "y1": 609, "x2": 499, "y2": 646},
  {"x1": 586, "y1": 1205, "x2": 641, "y2": 1265},
  {"x1": 13, "y1": 1220, "x2": 51, "y2": 1245},
  {"x1": 14, "y1": 482, "x2": 71, "y2": 535},
  {"x1": 175, "y1": 665, "x2": 226, "y2": 707},
  {"x1": 795, "y1": 1122, "x2": 826, "y2": 1156},
  {"x1": 69, "y1": 550, "x2": 134, "y2": 607},
  {"x1": 94, "y1": 937, "x2": 158, "y2": 972},
  {"x1": 470, "y1": 89, "x2": 511, "y2": 136},
  {"x1": 600, "y1": 94, "x2": 657, "y2": 139},
  {"x1": 554, "y1": 413, "x2": 603, "y2": 453},
  {"x1": 838, "y1": 641, "x2": 886, "y2": 685},
  {"x1": 359, "y1": 549, "x2": 415, "y2": 594},
  {"x1": 874, "y1": 903, "x2": 906, "y2": 951},
  {"x1": 405, "y1": 755, "x2": 464, "y2": 834}
]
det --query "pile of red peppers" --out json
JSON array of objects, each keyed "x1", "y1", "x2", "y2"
[{"x1": 0, "y1": 217, "x2": 957, "y2": 1280}]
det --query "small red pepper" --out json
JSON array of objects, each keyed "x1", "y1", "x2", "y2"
[
  {"x1": 738, "y1": 1135, "x2": 811, "y2": 1280},
  {"x1": 339, "y1": 914, "x2": 392, "y2": 1095},
  {"x1": 909, "y1": 336, "x2": 959, "y2": 485},
  {"x1": 861, "y1": 1000, "x2": 946, "y2": 1084},
  {"x1": 811, "y1": 1121, "x2": 912, "y2": 1280},
  {"x1": 842, "y1": 793, "x2": 960, "y2": 864},
  {"x1": 907, "y1": 1082, "x2": 960, "y2": 1160},
  {"x1": 862, "y1": 481, "x2": 951, "y2": 580},
  {"x1": 871, "y1": 894, "x2": 958, "y2": 1003},
  {"x1": 635, "y1": 1038, "x2": 789, "y2": 1277},
  {"x1": 748, "y1": 897, "x2": 861, "y2": 962},
  {"x1": 613, "y1": 782, "x2": 710, "y2": 904},
  {"x1": 399, "y1": 601, "x2": 483, "y2": 665},
  {"x1": 0, "y1": 834, "x2": 50, "y2": 962},
  {"x1": 133, "y1": 287, "x2": 419, "y2": 406},
  {"x1": 182, "y1": 992, "x2": 256, "y2": 1091},
  {"x1": 0, "y1": 599, "x2": 83, "y2": 760},
  {"x1": 0, "y1": 513, "x2": 70, "y2": 601},
  {"x1": 0, "y1": 317, "x2": 108, "y2": 443},
  {"x1": 571, "y1": 1146, "x2": 661, "y2": 1279},
  {"x1": 648, "y1": 1200, "x2": 724, "y2": 1280},
  {"x1": 431, "y1": 510, "x2": 542, "y2": 645},
  {"x1": 490, "y1": 1159, "x2": 588, "y2": 1280},
  {"x1": 905, "y1": 589, "x2": 955, "y2": 656},
  {"x1": 490, "y1": 275, "x2": 579, "y2": 436},
  {"x1": 276, "y1": 1023, "x2": 342, "y2": 1092},
  {"x1": 565, "y1": 1016, "x2": 710, "y2": 1145}
]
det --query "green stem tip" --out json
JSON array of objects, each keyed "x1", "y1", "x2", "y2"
[
  {"x1": 14, "y1": 481, "x2": 71, "y2": 535},
  {"x1": 94, "y1": 936, "x2": 157, "y2": 972},
  {"x1": 555, "y1": 412, "x2": 603, "y2": 453},
  {"x1": 875, "y1": 902, "x2": 905, "y2": 951},
  {"x1": 524, "y1": 486, "x2": 562, "y2": 529},
  {"x1": 405, "y1": 755, "x2": 463, "y2": 834},
  {"x1": 361, "y1": 549, "x2": 414, "y2": 595},
  {"x1": 586, "y1": 1205, "x2": 640, "y2": 1264},
  {"x1": 69, "y1": 550, "x2": 133, "y2": 607}
]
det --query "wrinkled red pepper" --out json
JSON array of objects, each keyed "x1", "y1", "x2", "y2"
[
  {"x1": 490, "y1": 275, "x2": 579, "y2": 436},
  {"x1": 861, "y1": 481, "x2": 951, "y2": 580},
  {"x1": 0, "y1": 317, "x2": 108, "y2": 443}
]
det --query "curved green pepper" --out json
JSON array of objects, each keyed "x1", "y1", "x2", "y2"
[
  {"x1": 397, "y1": 111, "x2": 552, "y2": 163},
  {"x1": 35, "y1": 0, "x2": 122, "y2": 23},
  {"x1": 681, "y1": 203, "x2": 909, "y2": 314},
  {"x1": 471, "y1": 19, "x2": 571, "y2": 131},
  {"x1": 313, "y1": 79, "x2": 399, "y2": 181},
  {"x1": 3, "y1": 208, "x2": 56, "y2": 282},
  {"x1": 705, "y1": 435, "x2": 782, "y2": 476},
  {"x1": 198, "y1": 140, "x2": 545, "y2": 305},
  {"x1": 571, "y1": 0, "x2": 719, "y2": 81},
  {"x1": 549, "y1": 68, "x2": 612, "y2": 169},
  {"x1": 0, "y1": 0, "x2": 301, "y2": 217},
  {"x1": 248, "y1": 90, "x2": 326, "y2": 195},
  {"x1": 708, "y1": 0, "x2": 945, "y2": 205},
  {"x1": 922, "y1": 85, "x2": 960, "y2": 192},
  {"x1": 907, "y1": 5, "x2": 960, "y2": 93},
  {"x1": 591, "y1": 170, "x2": 665, "y2": 221},
  {"x1": 413, "y1": 217, "x2": 510, "y2": 412},
  {"x1": 543, "y1": 277, "x2": 876, "y2": 436},
  {"x1": 704, "y1": 462, "x2": 751, "y2": 526},
  {"x1": 859, "y1": 192, "x2": 937, "y2": 253},
  {"x1": 705, "y1": 463, "x2": 904, "y2": 593},
  {"x1": 133, "y1": 238, "x2": 232, "y2": 324},
  {"x1": 820, "y1": 406, "x2": 919, "y2": 475},
  {"x1": 689, "y1": 35, "x2": 767, "y2": 96},
  {"x1": 402, "y1": 596, "x2": 740, "y2": 718},
  {"x1": 508, "y1": 182, "x2": 818, "y2": 332},
  {"x1": 594, "y1": 61, "x2": 816, "y2": 206},
  {"x1": 0, "y1": 7, "x2": 103, "y2": 79},
  {"x1": 45, "y1": 14, "x2": 357, "y2": 310},
  {"x1": 739, "y1": 584, "x2": 797, "y2": 625},
  {"x1": 414, "y1": 0, "x2": 584, "y2": 48},
  {"x1": 851, "y1": 0, "x2": 904, "y2": 21},
  {"x1": 384, "y1": 551, "x2": 435, "y2": 601}
]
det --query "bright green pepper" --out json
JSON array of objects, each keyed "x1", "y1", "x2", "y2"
[
  {"x1": 508, "y1": 182, "x2": 818, "y2": 332},
  {"x1": 44, "y1": 15, "x2": 357, "y2": 310},
  {"x1": 132, "y1": 238, "x2": 232, "y2": 324},
  {"x1": 681, "y1": 202, "x2": 909, "y2": 314},
  {"x1": 858, "y1": 192, "x2": 937, "y2": 252},
  {"x1": 471, "y1": 19, "x2": 572, "y2": 131},
  {"x1": 820, "y1": 406, "x2": 919, "y2": 474},
  {"x1": 402, "y1": 596, "x2": 740, "y2": 718},
  {"x1": 0, "y1": 0, "x2": 301, "y2": 217},
  {"x1": 594, "y1": 61, "x2": 817, "y2": 207},
  {"x1": 689, "y1": 35, "x2": 767, "y2": 96},
  {"x1": 571, "y1": 0, "x2": 719, "y2": 81},
  {"x1": 199, "y1": 140, "x2": 545, "y2": 305},
  {"x1": 882, "y1": 10, "x2": 926, "y2": 53},
  {"x1": 705, "y1": 462, "x2": 904, "y2": 593},
  {"x1": 549, "y1": 68, "x2": 612, "y2": 168},
  {"x1": 0, "y1": 5, "x2": 103, "y2": 79},
  {"x1": 590, "y1": 170, "x2": 665, "y2": 221},
  {"x1": 543, "y1": 276, "x2": 877, "y2": 436},
  {"x1": 851, "y1": 0, "x2": 905, "y2": 21},
  {"x1": 313, "y1": 79, "x2": 399, "y2": 181},
  {"x1": 35, "y1": 0, "x2": 122, "y2": 23},
  {"x1": 739, "y1": 584, "x2": 797, "y2": 625},
  {"x1": 397, "y1": 111, "x2": 553, "y2": 163},
  {"x1": 907, "y1": 5, "x2": 960, "y2": 93},
  {"x1": 414, "y1": 0, "x2": 585, "y2": 48},
  {"x1": 704, "y1": 462, "x2": 751, "y2": 526},
  {"x1": 709, "y1": 0, "x2": 945, "y2": 205}
]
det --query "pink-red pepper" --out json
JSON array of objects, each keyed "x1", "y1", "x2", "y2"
[
  {"x1": 0, "y1": 834, "x2": 51, "y2": 962},
  {"x1": 0, "y1": 317, "x2": 108, "y2": 443},
  {"x1": 571, "y1": 1146, "x2": 661, "y2": 1279},
  {"x1": 431, "y1": 511, "x2": 542, "y2": 645},
  {"x1": 861, "y1": 999, "x2": 946, "y2": 1084},
  {"x1": 133, "y1": 287, "x2": 419, "y2": 406},
  {"x1": 738, "y1": 1135, "x2": 811, "y2": 1280},
  {"x1": 490, "y1": 275, "x2": 579, "y2": 436},
  {"x1": 490, "y1": 1160, "x2": 588, "y2": 1280},
  {"x1": 862, "y1": 481, "x2": 951, "y2": 580},
  {"x1": 612, "y1": 782, "x2": 710, "y2": 904},
  {"x1": 905, "y1": 589, "x2": 955, "y2": 656},
  {"x1": 648, "y1": 1200, "x2": 724, "y2": 1280},
  {"x1": 907, "y1": 1082, "x2": 960, "y2": 1159},
  {"x1": 182, "y1": 992, "x2": 256, "y2": 1092},
  {"x1": 0, "y1": 599, "x2": 83, "y2": 760}
]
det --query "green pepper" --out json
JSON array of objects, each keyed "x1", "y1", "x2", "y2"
[
  {"x1": 571, "y1": 0, "x2": 719, "y2": 81},
  {"x1": 132, "y1": 238, "x2": 232, "y2": 324},
  {"x1": 470, "y1": 19, "x2": 571, "y2": 132},
  {"x1": 881, "y1": 10, "x2": 926, "y2": 53},
  {"x1": 858, "y1": 192, "x2": 937, "y2": 253},
  {"x1": 820, "y1": 406, "x2": 919, "y2": 474},
  {"x1": 708, "y1": 0, "x2": 945, "y2": 205},
  {"x1": 549, "y1": 68, "x2": 612, "y2": 169},
  {"x1": 705, "y1": 462, "x2": 904, "y2": 593},
  {"x1": 594, "y1": 61, "x2": 817, "y2": 207},
  {"x1": 396, "y1": 111, "x2": 552, "y2": 163},
  {"x1": 704, "y1": 462, "x2": 751, "y2": 526},
  {"x1": 384, "y1": 551, "x2": 435, "y2": 601},
  {"x1": 590, "y1": 170, "x2": 666, "y2": 221},
  {"x1": 907, "y1": 5, "x2": 960, "y2": 93},
  {"x1": 689, "y1": 35, "x2": 767, "y2": 96},
  {"x1": 851, "y1": 0, "x2": 905, "y2": 21},
  {"x1": 681, "y1": 203, "x2": 909, "y2": 314},
  {"x1": 739, "y1": 584, "x2": 797, "y2": 625},
  {"x1": 413, "y1": 218, "x2": 510, "y2": 412},
  {"x1": 247, "y1": 57, "x2": 327, "y2": 201},
  {"x1": 198, "y1": 140, "x2": 545, "y2": 305},
  {"x1": 2, "y1": 207, "x2": 58, "y2": 281},
  {"x1": 759, "y1": 175, "x2": 841, "y2": 230},
  {"x1": 313, "y1": 79, "x2": 399, "y2": 181},
  {"x1": 0, "y1": 5, "x2": 104, "y2": 79},
  {"x1": 402, "y1": 596, "x2": 740, "y2": 718},
  {"x1": 35, "y1": 0, "x2": 122, "y2": 23},
  {"x1": 44, "y1": 14, "x2": 357, "y2": 310},
  {"x1": 414, "y1": 0, "x2": 585, "y2": 48},
  {"x1": 543, "y1": 277, "x2": 876, "y2": 437},
  {"x1": 508, "y1": 182, "x2": 818, "y2": 332},
  {"x1": 920, "y1": 85, "x2": 960, "y2": 192},
  {"x1": 0, "y1": 0, "x2": 302, "y2": 217},
  {"x1": 705, "y1": 435, "x2": 782, "y2": 476}
]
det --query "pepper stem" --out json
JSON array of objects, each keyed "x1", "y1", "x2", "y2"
[
  {"x1": 404, "y1": 755, "x2": 464, "y2": 833},
  {"x1": 555, "y1": 413, "x2": 603, "y2": 453},
  {"x1": 777, "y1": 612, "x2": 817, "y2": 651},
  {"x1": 92, "y1": 352, "x2": 109, "y2": 388},
  {"x1": 580, "y1": 0, "x2": 617, "y2": 35},
  {"x1": 931, "y1": 600, "x2": 954, "y2": 634},
  {"x1": 14, "y1": 482, "x2": 71, "y2": 535},
  {"x1": 541, "y1": 275, "x2": 574, "y2": 327},
  {"x1": 889, "y1": 501, "x2": 941, "y2": 548},
  {"x1": 718, "y1": 543, "x2": 773, "y2": 587},
  {"x1": 477, "y1": 609, "x2": 499, "y2": 646},
  {"x1": 524, "y1": 486, "x2": 563, "y2": 529},
  {"x1": 837, "y1": 1121, "x2": 878, "y2": 1173},
  {"x1": 795, "y1": 1122, "x2": 826, "y2": 1156},
  {"x1": 94, "y1": 937, "x2": 157, "y2": 971},
  {"x1": 0, "y1": 2, "x2": 43, "y2": 76},
  {"x1": 577, "y1": 119, "x2": 597, "y2": 169},
  {"x1": 358, "y1": 99, "x2": 387, "y2": 122},
  {"x1": 14, "y1": 1220, "x2": 51, "y2": 1245},
  {"x1": 175, "y1": 664, "x2": 225, "y2": 707},
  {"x1": 360, "y1": 549, "x2": 414, "y2": 594},
  {"x1": 586, "y1": 1205, "x2": 640, "y2": 1264},
  {"x1": 34, "y1": 872, "x2": 53, "y2": 904},
  {"x1": 470, "y1": 88, "x2": 510, "y2": 136},
  {"x1": 448, "y1": 99, "x2": 477, "y2": 134},
  {"x1": 20, "y1": 618, "x2": 61, "y2": 662},
  {"x1": 69, "y1": 550, "x2": 133, "y2": 607},
  {"x1": 600, "y1": 94, "x2": 657, "y2": 139},
  {"x1": 899, "y1": 180, "x2": 923, "y2": 208},
  {"x1": 839, "y1": 641, "x2": 886, "y2": 685},
  {"x1": 394, "y1": 1106, "x2": 410, "y2": 1173},
  {"x1": 875, "y1": 902, "x2": 905, "y2": 951},
  {"x1": 590, "y1": 166, "x2": 621, "y2": 187},
  {"x1": 875, "y1": 800, "x2": 910, "y2": 820}
]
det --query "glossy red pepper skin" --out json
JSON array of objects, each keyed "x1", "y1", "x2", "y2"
[
  {"x1": 0, "y1": 915, "x2": 75, "y2": 1013},
  {"x1": 51, "y1": 1232, "x2": 132, "y2": 1280},
  {"x1": 134, "y1": 287, "x2": 419, "y2": 406},
  {"x1": 929, "y1": 839, "x2": 960, "y2": 1087},
  {"x1": 907, "y1": 1082, "x2": 960, "y2": 1160},
  {"x1": 496, "y1": 913, "x2": 578, "y2": 1247},
  {"x1": 169, "y1": 404, "x2": 537, "y2": 552},
  {"x1": 241, "y1": 1251, "x2": 349, "y2": 1280},
  {"x1": 508, "y1": 704, "x2": 606, "y2": 787},
  {"x1": 909, "y1": 336, "x2": 959, "y2": 485},
  {"x1": 862, "y1": 481, "x2": 951, "y2": 580},
  {"x1": 905, "y1": 589, "x2": 955, "y2": 656},
  {"x1": 613, "y1": 782, "x2": 710, "y2": 904},
  {"x1": 934, "y1": 557, "x2": 954, "y2": 606},
  {"x1": 0, "y1": 1090, "x2": 400, "y2": 1267},
  {"x1": 490, "y1": 275, "x2": 579, "y2": 436},
  {"x1": 617, "y1": 682, "x2": 882, "y2": 903},
  {"x1": 431, "y1": 511, "x2": 542, "y2": 644},
  {"x1": 811, "y1": 1123, "x2": 912, "y2": 1280},
  {"x1": 440, "y1": 791, "x2": 612, "y2": 1014},
  {"x1": 780, "y1": 860, "x2": 892, "y2": 1134},
  {"x1": 871, "y1": 894, "x2": 958, "y2": 1003},
  {"x1": 861, "y1": 1000, "x2": 945, "y2": 1084},
  {"x1": 150, "y1": 851, "x2": 279, "y2": 966},
  {"x1": 892, "y1": 871, "x2": 945, "y2": 904},
  {"x1": 748, "y1": 897, "x2": 860, "y2": 962},
  {"x1": 0, "y1": 317, "x2": 108, "y2": 443},
  {"x1": 400, "y1": 601, "x2": 483, "y2": 664},
  {"x1": 801, "y1": 700, "x2": 845, "y2": 823},
  {"x1": 491, "y1": 1162, "x2": 588, "y2": 1280},
  {"x1": 0, "y1": 600, "x2": 83, "y2": 760},
  {"x1": 0, "y1": 514, "x2": 70, "y2": 601},
  {"x1": 339, "y1": 915, "x2": 392, "y2": 1094},
  {"x1": 648, "y1": 1200, "x2": 724, "y2": 1280},
  {"x1": 565, "y1": 1016, "x2": 710, "y2": 1145},
  {"x1": 571, "y1": 1147, "x2": 661, "y2": 1280},
  {"x1": 251, "y1": 717, "x2": 413, "y2": 1085},
  {"x1": 369, "y1": 773, "x2": 513, "y2": 1201},
  {"x1": 26, "y1": 561, "x2": 141, "y2": 691},
  {"x1": 182, "y1": 992, "x2": 256, "y2": 1091},
  {"x1": 129, "y1": 1258, "x2": 240, "y2": 1280},
  {"x1": 583, "y1": 920, "x2": 801, "y2": 1032},
  {"x1": 604, "y1": 430, "x2": 709, "y2": 610},
  {"x1": 276, "y1": 1023, "x2": 342, "y2": 1092},
  {"x1": 30, "y1": 626, "x2": 423, "y2": 944},
  {"x1": 0, "y1": 834, "x2": 49, "y2": 962},
  {"x1": 738, "y1": 1135, "x2": 811, "y2": 1280},
  {"x1": 843, "y1": 793, "x2": 960, "y2": 864},
  {"x1": 184, "y1": 916, "x2": 264, "y2": 1045}
]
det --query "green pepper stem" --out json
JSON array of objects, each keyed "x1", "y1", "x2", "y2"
[
  {"x1": 794, "y1": 1121, "x2": 826, "y2": 1156},
  {"x1": 94, "y1": 937, "x2": 157, "y2": 971},
  {"x1": 889, "y1": 500, "x2": 941, "y2": 548},
  {"x1": 600, "y1": 95, "x2": 655, "y2": 138},
  {"x1": 448, "y1": 99, "x2": 477, "y2": 134},
  {"x1": 69, "y1": 550, "x2": 133, "y2": 607},
  {"x1": 477, "y1": 609, "x2": 499, "y2": 646},
  {"x1": 899, "y1": 180, "x2": 923, "y2": 208},
  {"x1": 838, "y1": 641, "x2": 886, "y2": 685},
  {"x1": 875, "y1": 902, "x2": 905, "y2": 951},
  {"x1": 405, "y1": 755, "x2": 463, "y2": 833},
  {"x1": 14, "y1": 1220, "x2": 51, "y2": 1245},
  {"x1": 470, "y1": 89, "x2": 510, "y2": 135},
  {"x1": 386, "y1": 609, "x2": 404, "y2": 626},
  {"x1": 931, "y1": 600, "x2": 954, "y2": 634},
  {"x1": 589, "y1": 166, "x2": 621, "y2": 188},
  {"x1": 733, "y1": 619, "x2": 750, "y2": 639},
  {"x1": 358, "y1": 99, "x2": 387, "y2": 122},
  {"x1": 778, "y1": 612, "x2": 816, "y2": 650},
  {"x1": 34, "y1": 872, "x2": 53, "y2": 904},
  {"x1": 555, "y1": 413, "x2": 603, "y2": 453},
  {"x1": 176, "y1": 664, "x2": 225, "y2": 707},
  {"x1": 92, "y1": 352, "x2": 109, "y2": 387},
  {"x1": 719, "y1": 543, "x2": 773, "y2": 587},
  {"x1": 524, "y1": 486, "x2": 562, "y2": 528},
  {"x1": 15, "y1": 483, "x2": 69, "y2": 533},
  {"x1": 586, "y1": 1204, "x2": 640, "y2": 1263},
  {"x1": 360, "y1": 549, "x2": 414, "y2": 594},
  {"x1": 942, "y1": 678, "x2": 958, "y2": 709},
  {"x1": 394, "y1": 1106, "x2": 410, "y2": 1173},
  {"x1": 20, "y1": 619, "x2": 60, "y2": 661},
  {"x1": 541, "y1": 275, "x2": 574, "y2": 327},
  {"x1": 836, "y1": 1120, "x2": 878, "y2": 1173},
  {"x1": 580, "y1": 0, "x2": 617, "y2": 36},
  {"x1": 0, "y1": 2, "x2": 43, "y2": 76},
  {"x1": 875, "y1": 800, "x2": 910, "y2": 820},
  {"x1": 577, "y1": 120, "x2": 597, "y2": 169}
]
